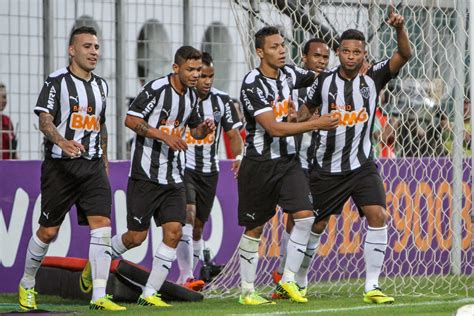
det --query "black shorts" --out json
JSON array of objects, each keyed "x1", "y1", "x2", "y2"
[
  {"x1": 39, "y1": 158, "x2": 111, "y2": 227},
  {"x1": 238, "y1": 155, "x2": 313, "y2": 228},
  {"x1": 309, "y1": 162, "x2": 386, "y2": 221},
  {"x1": 184, "y1": 168, "x2": 219, "y2": 223},
  {"x1": 126, "y1": 178, "x2": 186, "y2": 231}
]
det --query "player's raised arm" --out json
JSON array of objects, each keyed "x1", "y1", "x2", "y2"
[{"x1": 387, "y1": 6, "x2": 412, "y2": 74}]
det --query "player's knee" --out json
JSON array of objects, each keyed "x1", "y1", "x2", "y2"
[
  {"x1": 125, "y1": 231, "x2": 147, "y2": 248},
  {"x1": 193, "y1": 226, "x2": 203, "y2": 240},
  {"x1": 37, "y1": 227, "x2": 59, "y2": 243},
  {"x1": 164, "y1": 227, "x2": 182, "y2": 244},
  {"x1": 367, "y1": 208, "x2": 388, "y2": 227},
  {"x1": 312, "y1": 219, "x2": 328, "y2": 234}
]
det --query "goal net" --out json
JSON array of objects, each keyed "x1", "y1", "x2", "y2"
[{"x1": 203, "y1": 0, "x2": 472, "y2": 298}]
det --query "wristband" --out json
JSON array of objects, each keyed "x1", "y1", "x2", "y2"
[{"x1": 235, "y1": 154, "x2": 243, "y2": 161}]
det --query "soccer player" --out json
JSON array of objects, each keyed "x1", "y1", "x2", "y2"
[
  {"x1": 19, "y1": 26, "x2": 125, "y2": 311},
  {"x1": 176, "y1": 52, "x2": 244, "y2": 290},
  {"x1": 299, "y1": 8, "x2": 411, "y2": 304},
  {"x1": 237, "y1": 26, "x2": 339, "y2": 305},
  {"x1": 272, "y1": 38, "x2": 330, "y2": 294},
  {"x1": 82, "y1": 46, "x2": 215, "y2": 308}
]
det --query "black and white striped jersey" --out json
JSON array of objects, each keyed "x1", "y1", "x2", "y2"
[
  {"x1": 240, "y1": 64, "x2": 315, "y2": 161},
  {"x1": 305, "y1": 59, "x2": 395, "y2": 174},
  {"x1": 34, "y1": 67, "x2": 108, "y2": 159},
  {"x1": 128, "y1": 74, "x2": 202, "y2": 184},
  {"x1": 292, "y1": 87, "x2": 316, "y2": 170},
  {"x1": 185, "y1": 87, "x2": 242, "y2": 174}
]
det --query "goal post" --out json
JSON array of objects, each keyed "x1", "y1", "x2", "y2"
[{"x1": 203, "y1": 0, "x2": 472, "y2": 299}]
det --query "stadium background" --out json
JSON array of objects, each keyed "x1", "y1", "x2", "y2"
[{"x1": 0, "y1": 0, "x2": 472, "y2": 310}]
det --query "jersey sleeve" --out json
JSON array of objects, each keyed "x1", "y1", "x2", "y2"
[
  {"x1": 127, "y1": 80, "x2": 159, "y2": 120},
  {"x1": 98, "y1": 78, "x2": 108, "y2": 124},
  {"x1": 367, "y1": 59, "x2": 397, "y2": 92},
  {"x1": 240, "y1": 79, "x2": 272, "y2": 117},
  {"x1": 287, "y1": 64, "x2": 316, "y2": 89},
  {"x1": 221, "y1": 94, "x2": 242, "y2": 132},
  {"x1": 34, "y1": 76, "x2": 61, "y2": 117},
  {"x1": 304, "y1": 74, "x2": 323, "y2": 111}
]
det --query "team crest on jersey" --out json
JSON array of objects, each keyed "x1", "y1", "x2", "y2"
[
  {"x1": 360, "y1": 86, "x2": 370, "y2": 99},
  {"x1": 213, "y1": 110, "x2": 221, "y2": 123}
]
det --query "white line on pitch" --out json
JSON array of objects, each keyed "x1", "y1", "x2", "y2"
[{"x1": 229, "y1": 297, "x2": 474, "y2": 316}]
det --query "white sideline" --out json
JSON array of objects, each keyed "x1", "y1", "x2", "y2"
[{"x1": 230, "y1": 297, "x2": 474, "y2": 316}]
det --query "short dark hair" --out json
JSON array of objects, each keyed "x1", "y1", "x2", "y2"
[
  {"x1": 0, "y1": 83, "x2": 5, "y2": 89},
  {"x1": 302, "y1": 38, "x2": 327, "y2": 55},
  {"x1": 174, "y1": 46, "x2": 202, "y2": 65},
  {"x1": 202, "y1": 52, "x2": 213, "y2": 67},
  {"x1": 255, "y1": 26, "x2": 281, "y2": 49},
  {"x1": 339, "y1": 29, "x2": 366, "y2": 44},
  {"x1": 69, "y1": 26, "x2": 97, "y2": 45}
]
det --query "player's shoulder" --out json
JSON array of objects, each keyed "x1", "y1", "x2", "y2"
[
  {"x1": 147, "y1": 75, "x2": 171, "y2": 91},
  {"x1": 242, "y1": 69, "x2": 261, "y2": 86},
  {"x1": 46, "y1": 67, "x2": 68, "y2": 82},
  {"x1": 210, "y1": 87, "x2": 230, "y2": 100}
]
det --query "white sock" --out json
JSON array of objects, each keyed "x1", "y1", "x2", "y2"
[
  {"x1": 193, "y1": 238, "x2": 203, "y2": 271},
  {"x1": 295, "y1": 231, "x2": 321, "y2": 288},
  {"x1": 111, "y1": 233, "x2": 128, "y2": 258},
  {"x1": 89, "y1": 227, "x2": 112, "y2": 301},
  {"x1": 364, "y1": 225, "x2": 388, "y2": 292},
  {"x1": 20, "y1": 234, "x2": 49, "y2": 289},
  {"x1": 176, "y1": 224, "x2": 194, "y2": 283},
  {"x1": 277, "y1": 230, "x2": 290, "y2": 274},
  {"x1": 281, "y1": 217, "x2": 314, "y2": 283},
  {"x1": 239, "y1": 234, "x2": 260, "y2": 295},
  {"x1": 143, "y1": 243, "x2": 176, "y2": 297}
]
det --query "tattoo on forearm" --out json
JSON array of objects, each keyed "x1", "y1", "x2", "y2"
[
  {"x1": 39, "y1": 113, "x2": 66, "y2": 145},
  {"x1": 135, "y1": 122, "x2": 150, "y2": 137}
]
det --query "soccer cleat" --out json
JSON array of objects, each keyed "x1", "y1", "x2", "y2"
[
  {"x1": 279, "y1": 281, "x2": 308, "y2": 303},
  {"x1": 89, "y1": 294, "x2": 126, "y2": 311},
  {"x1": 183, "y1": 278, "x2": 205, "y2": 291},
  {"x1": 137, "y1": 293, "x2": 172, "y2": 307},
  {"x1": 363, "y1": 288, "x2": 395, "y2": 304},
  {"x1": 272, "y1": 270, "x2": 283, "y2": 284},
  {"x1": 239, "y1": 292, "x2": 276, "y2": 305},
  {"x1": 298, "y1": 285, "x2": 307, "y2": 298},
  {"x1": 18, "y1": 285, "x2": 37, "y2": 311},
  {"x1": 79, "y1": 261, "x2": 92, "y2": 293},
  {"x1": 271, "y1": 283, "x2": 288, "y2": 299}
]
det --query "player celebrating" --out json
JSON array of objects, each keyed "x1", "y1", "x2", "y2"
[
  {"x1": 176, "y1": 52, "x2": 243, "y2": 290},
  {"x1": 237, "y1": 26, "x2": 339, "y2": 305},
  {"x1": 299, "y1": 8, "x2": 411, "y2": 304},
  {"x1": 19, "y1": 26, "x2": 125, "y2": 311},
  {"x1": 272, "y1": 38, "x2": 330, "y2": 295},
  {"x1": 81, "y1": 46, "x2": 215, "y2": 308}
]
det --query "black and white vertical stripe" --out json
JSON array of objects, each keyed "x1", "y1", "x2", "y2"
[
  {"x1": 34, "y1": 67, "x2": 108, "y2": 159},
  {"x1": 128, "y1": 74, "x2": 201, "y2": 184},
  {"x1": 292, "y1": 87, "x2": 315, "y2": 170},
  {"x1": 240, "y1": 64, "x2": 315, "y2": 161},
  {"x1": 305, "y1": 59, "x2": 394, "y2": 174},
  {"x1": 185, "y1": 87, "x2": 242, "y2": 174}
]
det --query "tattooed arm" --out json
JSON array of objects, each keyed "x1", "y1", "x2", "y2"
[
  {"x1": 125, "y1": 114, "x2": 187, "y2": 151},
  {"x1": 39, "y1": 112, "x2": 84, "y2": 157},
  {"x1": 100, "y1": 123, "x2": 109, "y2": 175}
]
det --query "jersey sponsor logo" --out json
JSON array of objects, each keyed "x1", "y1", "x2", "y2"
[
  {"x1": 142, "y1": 97, "x2": 157, "y2": 116},
  {"x1": 185, "y1": 129, "x2": 215, "y2": 145},
  {"x1": 224, "y1": 104, "x2": 233, "y2": 124},
  {"x1": 329, "y1": 103, "x2": 368, "y2": 127},
  {"x1": 70, "y1": 113, "x2": 101, "y2": 131},
  {"x1": 241, "y1": 90, "x2": 254, "y2": 111},
  {"x1": 256, "y1": 87, "x2": 265, "y2": 102},
  {"x1": 373, "y1": 59, "x2": 388, "y2": 71},
  {"x1": 159, "y1": 125, "x2": 185, "y2": 137},
  {"x1": 47, "y1": 86, "x2": 57, "y2": 110},
  {"x1": 272, "y1": 97, "x2": 290, "y2": 119},
  {"x1": 160, "y1": 118, "x2": 180, "y2": 127}
]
